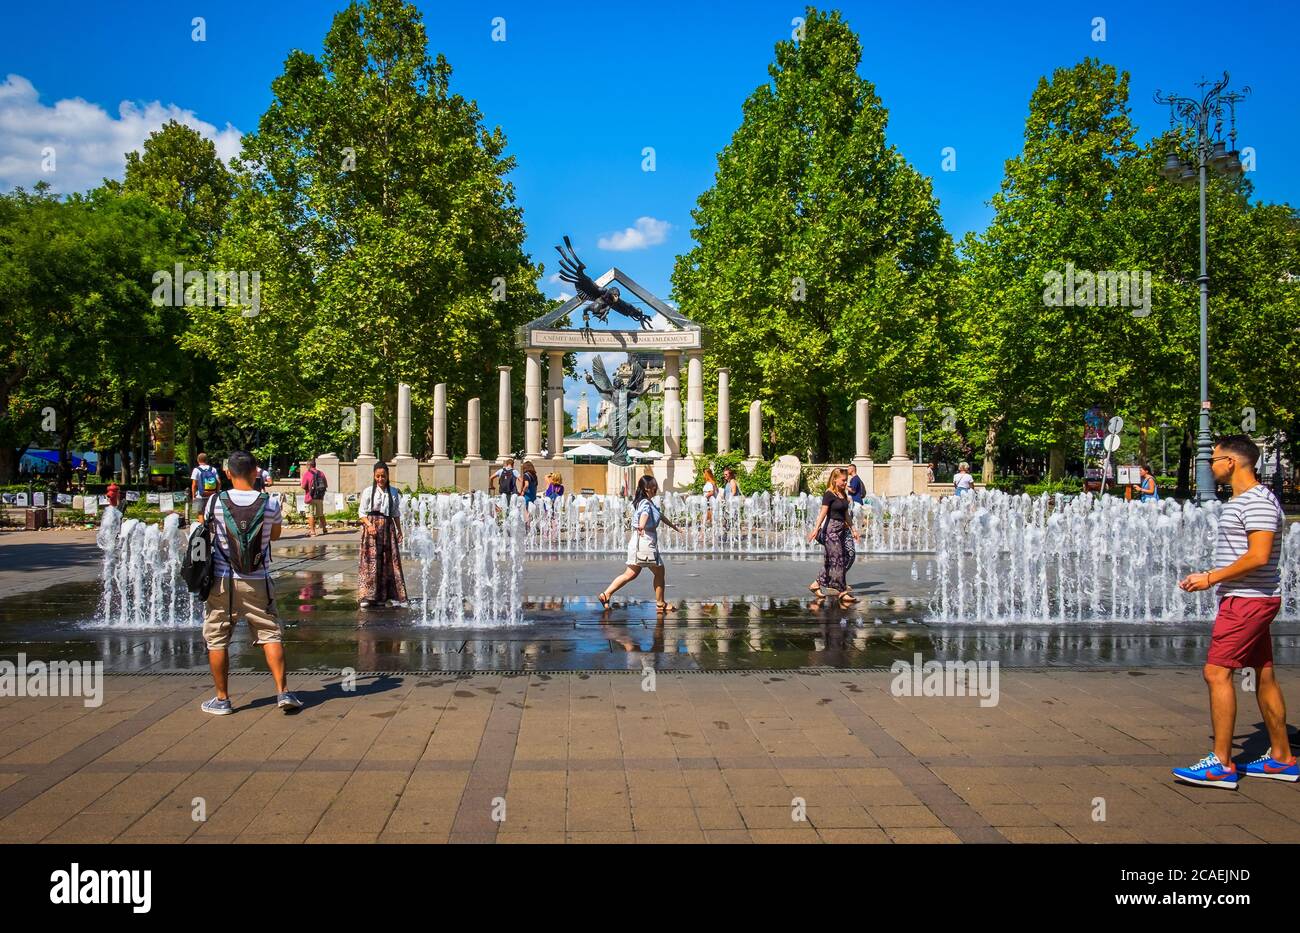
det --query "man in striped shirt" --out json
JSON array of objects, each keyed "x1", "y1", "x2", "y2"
[{"x1": 1172, "y1": 435, "x2": 1294, "y2": 789}]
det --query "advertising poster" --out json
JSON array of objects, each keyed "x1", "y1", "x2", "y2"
[{"x1": 149, "y1": 403, "x2": 176, "y2": 476}]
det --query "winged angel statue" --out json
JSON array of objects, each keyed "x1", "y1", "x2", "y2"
[
  {"x1": 554, "y1": 236, "x2": 655, "y2": 330},
  {"x1": 586, "y1": 355, "x2": 645, "y2": 466}
]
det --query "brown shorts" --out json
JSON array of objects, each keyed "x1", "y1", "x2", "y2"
[
  {"x1": 306, "y1": 498, "x2": 325, "y2": 519},
  {"x1": 203, "y1": 575, "x2": 282, "y2": 650},
  {"x1": 1207, "y1": 595, "x2": 1281, "y2": 670}
]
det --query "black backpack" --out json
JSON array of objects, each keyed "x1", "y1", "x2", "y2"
[
  {"x1": 309, "y1": 469, "x2": 327, "y2": 500},
  {"x1": 499, "y1": 469, "x2": 517, "y2": 496},
  {"x1": 181, "y1": 505, "x2": 215, "y2": 598},
  {"x1": 215, "y1": 491, "x2": 270, "y2": 575}
]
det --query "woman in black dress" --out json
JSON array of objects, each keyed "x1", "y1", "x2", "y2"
[{"x1": 807, "y1": 467, "x2": 860, "y2": 606}]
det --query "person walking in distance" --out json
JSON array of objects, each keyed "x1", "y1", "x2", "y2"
[
  {"x1": 597, "y1": 475, "x2": 681, "y2": 615},
  {"x1": 846, "y1": 464, "x2": 865, "y2": 505},
  {"x1": 1172, "y1": 435, "x2": 1295, "y2": 789},
  {"x1": 198, "y1": 450, "x2": 301, "y2": 715},
  {"x1": 300, "y1": 458, "x2": 329, "y2": 536},
  {"x1": 191, "y1": 452, "x2": 220, "y2": 515}
]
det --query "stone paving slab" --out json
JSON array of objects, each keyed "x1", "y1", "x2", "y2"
[{"x1": 3, "y1": 668, "x2": 1299, "y2": 843}]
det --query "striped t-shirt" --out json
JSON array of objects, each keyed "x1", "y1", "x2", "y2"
[{"x1": 1214, "y1": 484, "x2": 1285, "y2": 598}]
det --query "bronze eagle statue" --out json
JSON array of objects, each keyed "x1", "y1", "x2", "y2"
[{"x1": 554, "y1": 235, "x2": 655, "y2": 330}]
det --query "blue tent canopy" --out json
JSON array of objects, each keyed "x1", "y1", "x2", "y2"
[{"x1": 20, "y1": 449, "x2": 98, "y2": 470}]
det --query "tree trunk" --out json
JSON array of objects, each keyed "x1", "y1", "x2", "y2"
[
  {"x1": 1138, "y1": 422, "x2": 1149, "y2": 466},
  {"x1": 1048, "y1": 444, "x2": 1065, "y2": 481},
  {"x1": 813, "y1": 391, "x2": 829, "y2": 463},
  {"x1": 1175, "y1": 428, "x2": 1193, "y2": 499},
  {"x1": 981, "y1": 416, "x2": 1003, "y2": 484}
]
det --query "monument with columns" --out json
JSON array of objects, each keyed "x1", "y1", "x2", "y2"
[{"x1": 516, "y1": 266, "x2": 707, "y2": 492}]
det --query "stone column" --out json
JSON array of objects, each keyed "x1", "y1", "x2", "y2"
[
  {"x1": 396, "y1": 384, "x2": 411, "y2": 458},
  {"x1": 431, "y1": 383, "x2": 448, "y2": 459},
  {"x1": 663, "y1": 352, "x2": 681, "y2": 459},
  {"x1": 853, "y1": 399, "x2": 874, "y2": 495},
  {"x1": 686, "y1": 351, "x2": 704, "y2": 456},
  {"x1": 547, "y1": 352, "x2": 564, "y2": 458},
  {"x1": 892, "y1": 415, "x2": 908, "y2": 460},
  {"x1": 496, "y1": 365, "x2": 512, "y2": 461},
  {"x1": 393, "y1": 383, "x2": 418, "y2": 490},
  {"x1": 524, "y1": 350, "x2": 543, "y2": 459},
  {"x1": 888, "y1": 414, "x2": 914, "y2": 496},
  {"x1": 359, "y1": 402, "x2": 375, "y2": 458},
  {"x1": 748, "y1": 400, "x2": 762, "y2": 459},
  {"x1": 717, "y1": 368, "x2": 730, "y2": 454},
  {"x1": 465, "y1": 396, "x2": 489, "y2": 493},
  {"x1": 465, "y1": 397, "x2": 481, "y2": 459},
  {"x1": 356, "y1": 402, "x2": 377, "y2": 490}
]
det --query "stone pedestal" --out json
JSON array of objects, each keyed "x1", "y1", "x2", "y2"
[
  {"x1": 315, "y1": 453, "x2": 341, "y2": 495},
  {"x1": 717, "y1": 368, "x2": 730, "y2": 454}
]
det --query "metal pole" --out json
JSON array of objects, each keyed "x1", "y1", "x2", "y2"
[
  {"x1": 917, "y1": 414, "x2": 924, "y2": 464},
  {"x1": 1195, "y1": 150, "x2": 1215, "y2": 503},
  {"x1": 1161, "y1": 428, "x2": 1168, "y2": 475}
]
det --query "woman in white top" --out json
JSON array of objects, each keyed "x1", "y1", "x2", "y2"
[
  {"x1": 701, "y1": 467, "x2": 717, "y2": 525},
  {"x1": 953, "y1": 462, "x2": 975, "y2": 496},
  {"x1": 358, "y1": 463, "x2": 407, "y2": 609},
  {"x1": 598, "y1": 475, "x2": 681, "y2": 614}
]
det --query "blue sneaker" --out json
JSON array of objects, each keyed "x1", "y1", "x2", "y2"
[
  {"x1": 201, "y1": 696, "x2": 233, "y2": 716},
  {"x1": 1172, "y1": 752, "x2": 1238, "y2": 789},
  {"x1": 1244, "y1": 753, "x2": 1300, "y2": 782},
  {"x1": 277, "y1": 692, "x2": 303, "y2": 713}
]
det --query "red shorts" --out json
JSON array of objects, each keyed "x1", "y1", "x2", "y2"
[{"x1": 1207, "y1": 596, "x2": 1281, "y2": 670}]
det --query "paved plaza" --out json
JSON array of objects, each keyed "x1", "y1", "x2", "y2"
[{"x1": 4, "y1": 528, "x2": 1300, "y2": 844}]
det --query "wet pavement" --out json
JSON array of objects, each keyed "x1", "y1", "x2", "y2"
[{"x1": 3, "y1": 547, "x2": 1299, "y2": 671}]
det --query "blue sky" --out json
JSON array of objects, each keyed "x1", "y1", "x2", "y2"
[{"x1": 2, "y1": 0, "x2": 1296, "y2": 413}]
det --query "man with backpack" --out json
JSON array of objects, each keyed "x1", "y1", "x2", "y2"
[
  {"x1": 493, "y1": 457, "x2": 518, "y2": 502},
  {"x1": 190, "y1": 453, "x2": 220, "y2": 515},
  {"x1": 300, "y1": 457, "x2": 329, "y2": 537},
  {"x1": 199, "y1": 450, "x2": 301, "y2": 716}
]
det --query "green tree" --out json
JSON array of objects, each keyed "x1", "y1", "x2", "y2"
[
  {"x1": 953, "y1": 59, "x2": 1139, "y2": 480},
  {"x1": 113, "y1": 120, "x2": 237, "y2": 467},
  {"x1": 672, "y1": 7, "x2": 954, "y2": 462},
  {"x1": 183, "y1": 0, "x2": 544, "y2": 464}
]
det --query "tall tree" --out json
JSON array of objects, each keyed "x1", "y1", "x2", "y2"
[
  {"x1": 183, "y1": 0, "x2": 543, "y2": 464},
  {"x1": 672, "y1": 7, "x2": 953, "y2": 462},
  {"x1": 954, "y1": 59, "x2": 1139, "y2": 480}
]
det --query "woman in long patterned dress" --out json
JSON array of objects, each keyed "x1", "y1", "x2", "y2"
[
  {"x1": 807, "y1": 468, "x2": 860, "y2": 607},
  {"x1": 358, "y1": 463, "x2": 407, "y2": 609}
]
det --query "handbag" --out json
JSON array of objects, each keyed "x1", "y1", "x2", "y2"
[{"x1": 634, "y1": 532, "x2": 657, "y2": 565}]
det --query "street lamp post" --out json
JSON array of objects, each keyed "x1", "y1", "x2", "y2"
[
  {"x1": 913, "y1": 404, "x2": 929, "y2": 463},
  {"x1": 1155, "y1": 73, "x2": 1248, "y2": 504},
  {"x1": 1159, "y1": 422, "x2": 1170, "y2": 476}
]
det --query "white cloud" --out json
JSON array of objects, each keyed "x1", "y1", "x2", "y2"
[
  {"x1": 597, "y1": 216, "x2": 671, "y2": 251},
  {"x1": 0, "y1": 74, "x2": 243, "y2": 195}
]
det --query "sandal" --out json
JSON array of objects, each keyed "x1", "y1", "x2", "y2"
[
  {"x1": 656, "y1": 602, "x2": 677, "y2": 613},
  {"x1": 597, "y1": 592, "x2": 611, "y2": 609}
]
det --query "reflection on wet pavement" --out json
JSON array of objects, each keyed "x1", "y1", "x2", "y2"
[{"x1": 3, "y1": 572, "x2": 1299, "y2": 673}]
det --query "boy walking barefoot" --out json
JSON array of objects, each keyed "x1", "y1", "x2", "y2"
[
  {"x1": 1172, "y1": 435, "x2": 1294, "y2": 789},
  {"x1": 199, "y1": 450, "x2": 302, "y2": 716}
]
